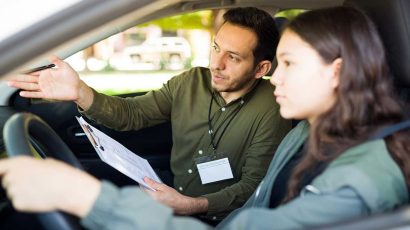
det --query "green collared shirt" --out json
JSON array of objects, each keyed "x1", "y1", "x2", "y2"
[{"x1": 82, "y1": 67, "x2": 291, "y2": 219}]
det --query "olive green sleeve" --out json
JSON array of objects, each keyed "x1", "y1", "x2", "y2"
[{"x1": 80, "y1": 74, "x2": 185, "y2": 131}]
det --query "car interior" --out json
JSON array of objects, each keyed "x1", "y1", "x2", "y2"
[
  {"x1": 0, "y1": 0, "x2": 409, "y2": 229},
  {"x1": 318, "y1": 0, "x2": 410, "y2": 229}
]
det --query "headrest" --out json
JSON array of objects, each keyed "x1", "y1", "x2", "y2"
[{"x1": 344, "y1": 0, "x2": 410, "y2": 88}]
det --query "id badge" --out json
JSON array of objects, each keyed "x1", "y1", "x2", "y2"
[{"x1": 195, "y1": 153, "x2": 233, "y2": 184}]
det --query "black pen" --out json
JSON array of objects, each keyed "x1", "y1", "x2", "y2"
[
  {"x1": 23, "y1": 63, "x2": 56, "y2": 74},
  {"x1": 85, "y1": 124, "x2": 105, "y2": 151}
]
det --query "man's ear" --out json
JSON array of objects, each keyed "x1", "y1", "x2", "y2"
[
  {"x1": 254, "y1": 60, "x2": 272, "y2": 79},
  {"x1": 330, "y1": 58, "x2": 342, "y2": 88}
]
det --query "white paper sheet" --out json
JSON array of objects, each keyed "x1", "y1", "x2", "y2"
[{"x1": 76, "y1": 116, "x2": 161, "y2": 191}]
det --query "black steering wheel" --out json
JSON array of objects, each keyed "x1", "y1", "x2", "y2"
[{"x1": 3, "y1": 112, "x2": 83, "y2": 230}]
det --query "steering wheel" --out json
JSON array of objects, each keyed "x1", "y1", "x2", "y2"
[{"x1": 3, "y1": 112, "x2": 83, "y2": 230}]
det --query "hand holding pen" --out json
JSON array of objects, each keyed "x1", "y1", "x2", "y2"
[
  {"x1": 6, "y1": 55, "x2": 83, "y2": 101},
  {"x1": 24, "y1": 63, "x2": 56, "y2": 74}
]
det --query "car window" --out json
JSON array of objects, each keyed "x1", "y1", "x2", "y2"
[
  {"x1": 64, "y1": 9, "x2": 304, "y2": 96},
  {"x1": 275, "y1": 9, "x2": 305, "y2": 19},
  {"x1": 65, "y1": 10, "x2": 214, "y2": 96}
]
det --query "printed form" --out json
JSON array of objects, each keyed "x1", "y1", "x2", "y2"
[{"x1": 76, "y1": 116, "x2": 161, "y2": 191}]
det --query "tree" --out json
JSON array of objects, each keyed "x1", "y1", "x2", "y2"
[{"x1": 139, "y1": 11, "x2": 213, "y2": 31}]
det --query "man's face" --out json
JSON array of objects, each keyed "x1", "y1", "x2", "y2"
[{"x1": 209, "y1": 22, "x2": 259, "y2": 94}]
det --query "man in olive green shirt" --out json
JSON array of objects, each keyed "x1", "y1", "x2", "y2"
[{"x1": 8, "y1": 7, "x2": 291, "y2": 221}]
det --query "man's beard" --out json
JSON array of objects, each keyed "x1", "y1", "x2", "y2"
[{"x1": 211, "y1": 73, "x2": 256, "y2": 94}]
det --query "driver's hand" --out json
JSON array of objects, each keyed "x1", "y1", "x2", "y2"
[{"x1": 0, "y1": 156, "x2": 101, "y2": 217}]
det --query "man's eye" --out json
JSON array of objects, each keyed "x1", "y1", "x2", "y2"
[{"x1": 229, "y1": 55, "x2": 239, "y2": 62}]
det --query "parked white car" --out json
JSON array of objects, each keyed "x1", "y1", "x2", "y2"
[{"x1": 124, "y1": 36, "x2": 192, "y2": 70}]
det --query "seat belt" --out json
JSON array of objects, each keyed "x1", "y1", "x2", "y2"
[
  {"x1": 369, "y1": 119, "x2": 410, "y2": 140},
  {"x1": 369, "y1": 119, "x2": 410, "y2": 199}
]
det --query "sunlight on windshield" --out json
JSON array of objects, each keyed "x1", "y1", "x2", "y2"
[{"x1": 0, "y1": 0, "x2": 81, "y2": 42}]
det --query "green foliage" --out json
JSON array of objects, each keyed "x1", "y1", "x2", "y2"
[
  {"x1": 139, "y1": 11, "x2": 213, "y2": 30},
  {"x1": 275, "y1": 9, "x2": 305, "y2": 19}
]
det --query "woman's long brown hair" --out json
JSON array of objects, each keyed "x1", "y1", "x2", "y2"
[{"x1": 282, "y1": 7, "x2": 410, "y2": 202}]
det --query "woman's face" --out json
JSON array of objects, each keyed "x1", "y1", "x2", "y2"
[{"x1": 271, "y1": 29, "x2": 340, "y2": 124}]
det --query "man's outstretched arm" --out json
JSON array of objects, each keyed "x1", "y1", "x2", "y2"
[{"x1": 7, "y1": 56, "x2": 95, "y2": 110}]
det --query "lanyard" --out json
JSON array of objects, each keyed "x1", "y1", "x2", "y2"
[{"x1": 207, "y1": 93, "x2": 245, "y2": 152}]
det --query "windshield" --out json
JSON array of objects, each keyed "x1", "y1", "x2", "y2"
[{"x1": 0, "y1": 0, "x2": 81, "y2": 42}]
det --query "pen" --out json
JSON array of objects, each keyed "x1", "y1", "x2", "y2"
[
  {"x1": 23, "y1": 63, "x2": 56, "y2": 74},
  {"x1": 85, "y1": 124, "x2": 105, "y2": 151}
]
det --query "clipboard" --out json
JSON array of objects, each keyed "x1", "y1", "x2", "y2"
[{"x1": 75, "y1": 116, "x2": 162, "y2": 191}]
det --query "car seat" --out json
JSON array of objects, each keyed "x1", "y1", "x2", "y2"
[{"x1": 344, "y1": 0, "x2": 410, "y2": 116}]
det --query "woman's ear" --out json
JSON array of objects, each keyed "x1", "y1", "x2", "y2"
[
  {"x1": 254, "y1": 60, "x2": 272, "y2": 79},
  {"x1": 330, "y1": 58, "x2": 342, "y2": 88}
]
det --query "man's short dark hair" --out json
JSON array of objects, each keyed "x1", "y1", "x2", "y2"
[{"x1": 223, "y1": 7, "x2": 279, "y2": 66}]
